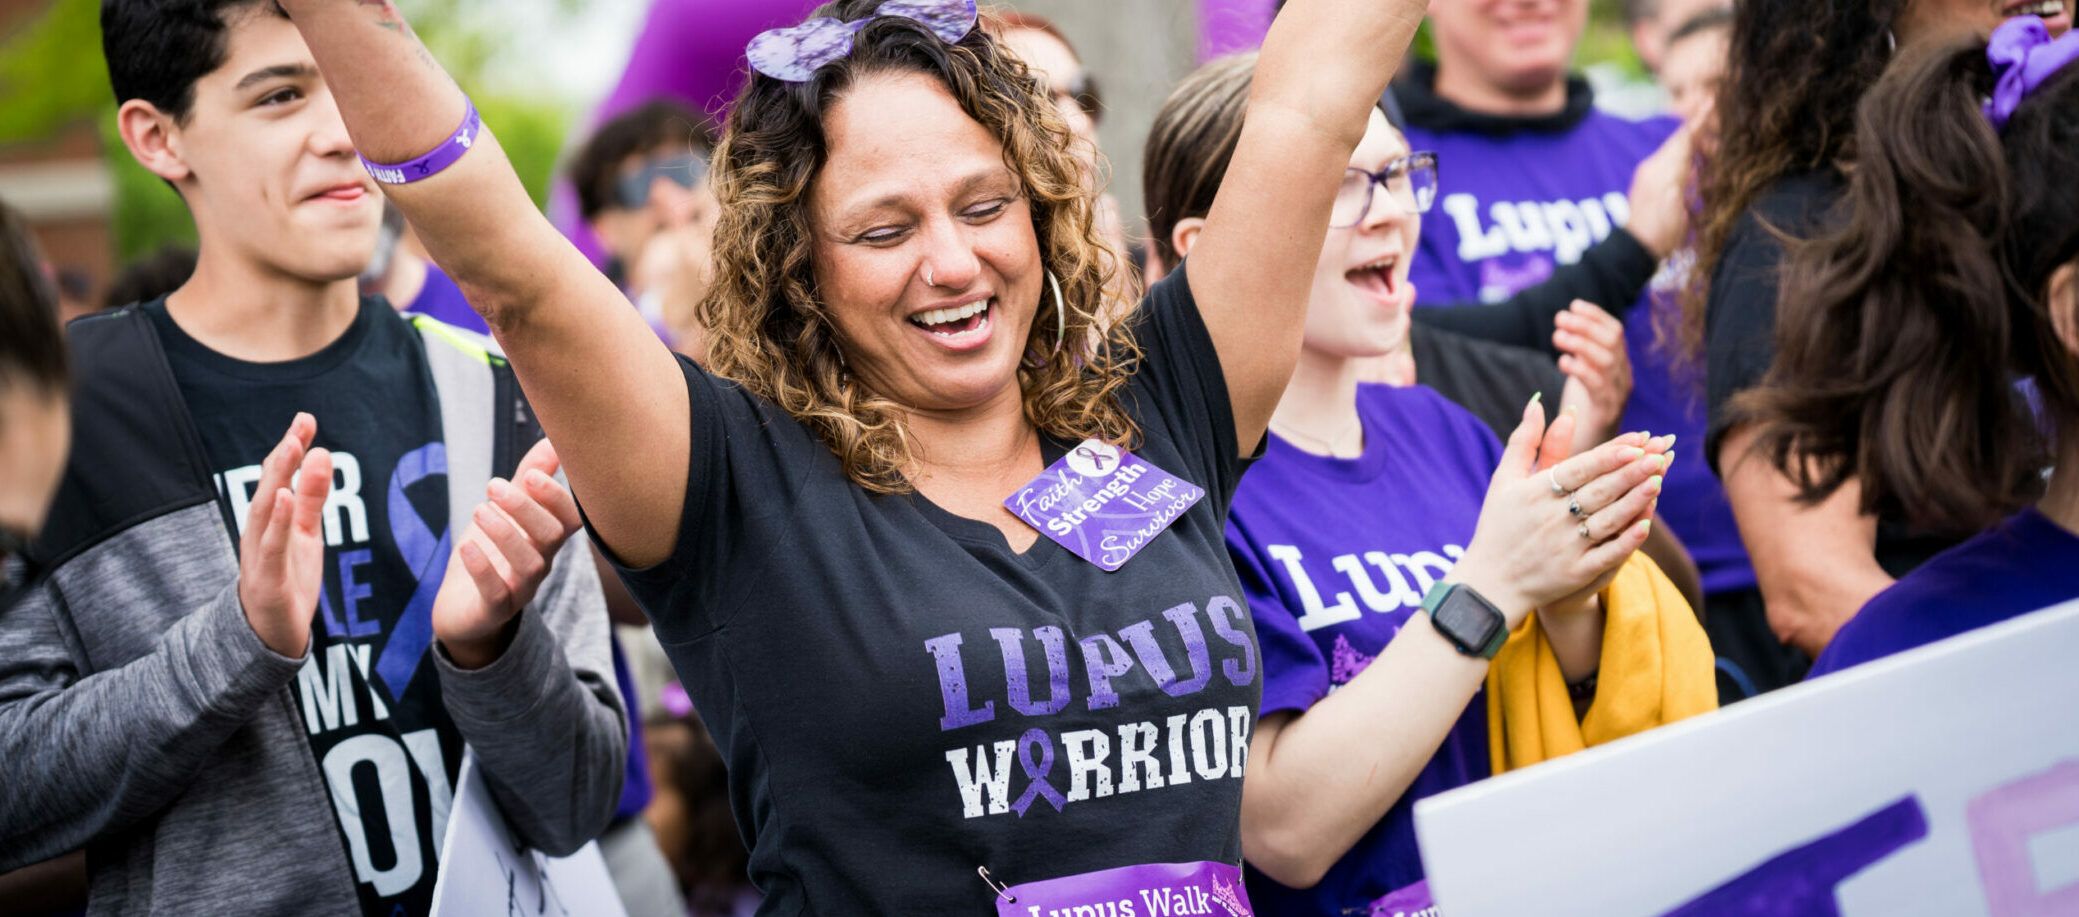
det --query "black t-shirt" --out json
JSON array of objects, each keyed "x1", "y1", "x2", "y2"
[
  {"x1": 1410, "y1": 325, "x2": 1566, "y2": 443},
  {"x1": 147, "y1": 297, "x2": 463, "y2": 917},
  {"x1": 609, "y1": 267, "x2": 1262, "y2": 914},
  {"x1": 1701, "y1": 172, "x2": 1958, "y2": 577}
]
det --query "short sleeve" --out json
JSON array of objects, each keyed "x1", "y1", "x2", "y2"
[
  {"x1": 585, "y1": 353, "x2": 815, "y2": 640},
  {"x1": 1125, "y1": 261, "x2": 1257, "y2": 508},
  {"x1": 1225, "y1": 519, "x2": 1330, "y2": 717}
]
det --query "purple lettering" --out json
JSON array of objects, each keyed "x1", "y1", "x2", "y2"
[
  {"x1": 992, "y1": 626, "x2": 1072, "y2": 717},
  {"x1": 1120, "y1": 603, "x2": 1213, "y2": 698},
  {"x1": 1079, "y1": 634, "x2": 1136, "y2": 711},
  {"x1": 1205, "y1": 596, "x2": 1257, "y2": 687},
  {"x1": 925, "y1": 633, "x2": 995, "y2": 731}
]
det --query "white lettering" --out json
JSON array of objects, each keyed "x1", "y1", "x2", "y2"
[
  {"x1": 1270, "y1": 544, "x2": 1361, "y2": 632},
  {"x1": 1188, "y1": 709, "x2": 1228, "y2": 781},
  {"x1": 1116, "y1": 721, "x2": 1165, "y2": 793},
  {"x1": 322, "y1": 734, "x2": 421, "y2": 895},
  {"x1": 296, "y1": 645, "x2": 360, "y2": 734},
  {"x1": 1444, "y1": 192, "x2": 1509, "y2": 261},
  {"x1": 945, "y1": 741, "x2": 1017, "y2": 818},
  {"x1": 1061, "y1": 729, "x2": 1114, "y2": 802}
]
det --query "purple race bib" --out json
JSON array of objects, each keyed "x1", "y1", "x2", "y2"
[
  {"x1": 995, "y1": 861, "x2": 1254, "y2": 917},
  {"x1": 1365, "y1": 879, "x2": 1437, "y2": 916},
  {"x1": 1004, "y1": 439, "x2": 1207, "y2": 571}
]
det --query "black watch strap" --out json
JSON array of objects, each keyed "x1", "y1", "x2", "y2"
[{"x1": 1422, "y1": 582, "x2": 1508, "y2": 659}]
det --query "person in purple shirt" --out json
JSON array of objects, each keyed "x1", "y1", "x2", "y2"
[
  {"x1": 1737, "y1": 21, "x2": 2079, "y2": 678},
  {"x1": 1146, "y1": 55, "x2": 1685, "y2": 914},
  {"x1": 1390, "y1": 0, "x2": 1773, "y2": 705}
]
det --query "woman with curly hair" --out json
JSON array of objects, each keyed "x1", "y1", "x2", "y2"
[
  {"x1": 267, "y1": 0, "x2": 1661, "y2": 910},
  {"x1": 1677, "y1": 0, "x2": 2065, "y2": 694},
  {"x1": 1741, "y1": 19, "x2": 2079, "y2": 675}
]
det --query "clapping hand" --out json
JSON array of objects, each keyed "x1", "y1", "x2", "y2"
[
  {"x1": 1555, "y1": 300, "x2": 1633, "y2": 456},
  {"x1": 1446, "y1": 400, "x2": 1671, "y2": 628},
  {"x1": 432, "y1": 438, "x2": 582, "y2": 669},
  {"x1": 238, "y1": 412, "x2": 334, "y2": 658}
]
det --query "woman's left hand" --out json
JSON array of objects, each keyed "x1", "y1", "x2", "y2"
[
  {"x1": 1556, "y1": 300, "x2": 1633, "y2": 457},
  {"x1": 1535, "y1": 419, "x2": 1673, "y2": 617}
]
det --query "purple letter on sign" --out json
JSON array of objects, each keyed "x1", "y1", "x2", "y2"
[
  {"x1": 1968, "y1": 759, "x2": 2079, "y2": 916},
  {"x1": 1660, "y1": 795, "x2": 1928, "y2": 917}
]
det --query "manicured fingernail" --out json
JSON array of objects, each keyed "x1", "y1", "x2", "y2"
[
  {"x1": 526, "y1": 469, "x2": 553, "y2": 489},
  {"x1": 1661, "y1": 434, "x2": 1678, "y2": 450},
  {"x1": 1563, "y1": 404, "x2": 1579, "y2": 416},
  {"x1": 1642, "y1": 519, "x2": 1653, "y2": 535},
  {"x1": 1648, "y1": 474, "x2": 1664, "y2": 494},
  {"x1": 1528, "y1": 391, "x2": 1542, "y2": 407},
  {"x1": 1664, "y1": 450, "x2": 1677, "y2": 469},
  {"x1": 1623, "y1": 446, "x2": 1645, "y2": 460}
]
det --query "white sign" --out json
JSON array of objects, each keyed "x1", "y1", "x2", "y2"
[
  {"x1": 1414, "y1": 599, "x2": 2079, "y2": 917},
  {"x1": 430, "y1": 751, "x2": 629, "y2": 917}
]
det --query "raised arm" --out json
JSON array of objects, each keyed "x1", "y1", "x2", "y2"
[
  {"x1": 278, "y1": 1, "x2": 689, "y2": 568},
  {"x1": 1189, "y1": 0, "x2": 1428, "y2": 452}
]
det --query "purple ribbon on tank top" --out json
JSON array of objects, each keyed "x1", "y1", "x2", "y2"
[
  {"x1": 1984, "y1": 16, "x2": 2079, "y2": 132},
  {"x1": 1010, "y1": 728, "x2": 1067, "y2": 815}
]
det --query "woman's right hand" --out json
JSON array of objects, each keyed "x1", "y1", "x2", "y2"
[{"x1": 1446, "y1": 401, "x2": 1669, "y2": 628}]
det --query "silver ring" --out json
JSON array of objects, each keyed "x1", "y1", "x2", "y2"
[
  {"x1": 1568, "y1": 496, "x2": 1582, "y2": 517},
  {"x1": 1548, "y1": 469, "x2": 1569, "y2": 495},
  {"x1": 1578, "y1": 522, "x2": 1592, "y2": 539},
  {"x1": 924, "y1": 266, "x2": 936, "y2": 287}
]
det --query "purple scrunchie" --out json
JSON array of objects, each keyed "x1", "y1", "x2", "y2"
[{"x1": 1984, "y1": 16, "x2": 2079, "y2": 132}]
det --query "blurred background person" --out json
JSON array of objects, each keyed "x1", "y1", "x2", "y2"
[
  {"x1": 1658, "y1": 6, "x2": 1732, "y2": 128},
  {"x1": 644, "y1": 689, "x2": 760, "y2": 917},
  {"x1": 988, "y1": 10, "x2": 1135, "y2": 288},
  {"x1": 103, "y1": 243, "x2": 198, "y2": 314},
  {"x1": 0, "y1": 196, "x2": 77, "y2": 917},
  {"x1": 569, "y1": 99, "x2": 720, "y2": 359}
]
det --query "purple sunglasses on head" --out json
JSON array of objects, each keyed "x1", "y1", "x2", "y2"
[{"x1": 746, "y1": 0, "x2": 979, "y2": 83}]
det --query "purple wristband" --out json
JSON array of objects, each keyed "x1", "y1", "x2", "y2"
[{"x1": 359, "y1": 97, "x2": 480, "y2": 185}]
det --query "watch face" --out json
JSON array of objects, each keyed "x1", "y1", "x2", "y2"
[{"x1": 1437, "y1": 588, "x2": 1505, "y2": 658}]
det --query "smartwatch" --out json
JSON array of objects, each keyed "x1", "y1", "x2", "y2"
[{"x1": 1421, "y1": 581, "x2": 1508, "y2": 659}]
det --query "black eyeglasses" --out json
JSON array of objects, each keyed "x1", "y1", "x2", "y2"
[
  {"x1": 614, "y1": 152, "x2": 710, "y2": 211},
  {"x1": 1329, "y1": 152, "x2": 1439, "y2": 228}
]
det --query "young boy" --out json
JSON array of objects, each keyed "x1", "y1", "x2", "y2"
[{"x1": 0, "y1": 3, "x2": 627, "y2": 914}]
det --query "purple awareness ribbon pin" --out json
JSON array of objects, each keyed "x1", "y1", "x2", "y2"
[{"x1": 1009, "y1": 728, "x2": 1067, "y2": 816}]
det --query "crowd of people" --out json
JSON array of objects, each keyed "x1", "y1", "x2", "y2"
[{"x1": 0, "y1": 0, "x2": 2072, "y2": 914}]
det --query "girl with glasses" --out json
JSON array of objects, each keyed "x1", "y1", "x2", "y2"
[
  {"x1": 282, "y1": 0, "x2": 1449, "y2": 910},
  {"x1": 1143, "y1": 53, "x2": 1715, "y2": 914}
]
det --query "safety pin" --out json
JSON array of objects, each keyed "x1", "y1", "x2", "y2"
[{"x1": 977, "y1": 865, "x2": 1017, "y2": 903}]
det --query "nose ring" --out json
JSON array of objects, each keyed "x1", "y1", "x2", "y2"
[{"x1": 924, "y1": 266, "x2": 936, "y2": 287}]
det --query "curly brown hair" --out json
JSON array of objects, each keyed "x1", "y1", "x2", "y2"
[
  {"x1": 696, "y1": 0, "x2": 1137, "y2": 493},
  {"x1": 1734, "y1": 39, "x2": 2079, "y2": 534},
  {"x1": 1665, "y1": 0, "x2": 1904, "y2": 369}
]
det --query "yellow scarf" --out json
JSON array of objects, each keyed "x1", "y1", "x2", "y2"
[{"x1": 1485, "y1": 553, "x2": 1717, "y2": 774}]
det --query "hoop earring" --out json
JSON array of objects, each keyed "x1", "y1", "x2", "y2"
[{"x1": 1047, "y1": 270, "x2": 1067, "y2": 354}]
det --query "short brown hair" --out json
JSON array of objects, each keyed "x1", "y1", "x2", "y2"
[
  {"x1": 0, "y1": 200, "x2": 66, "y2": 402},
  {"x1": 569, "y1": 99, "x2": 716, "y2": 220},
  {"x1": 1142, "y1": 53, "x2": 1257, "y2": 274}
]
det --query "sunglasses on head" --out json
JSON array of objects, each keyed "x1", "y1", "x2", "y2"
[
  {"x1": 615, "y1": 152, "x2": 709, "y2": 211},
  {"x1": 747, "y1": 0, "x2": 979, "y2": 83}
]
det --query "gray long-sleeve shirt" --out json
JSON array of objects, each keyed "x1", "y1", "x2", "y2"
[{"x1": 0, "y1": 309, "x2": 627, "y2": 915}]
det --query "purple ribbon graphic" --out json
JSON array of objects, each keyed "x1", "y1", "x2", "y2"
[
  {"x1": 375, "y1": 442, "x2": 450, "y2": 701},
  {"x1": 1011, "y1": 728, "x2": 1067, "y2": 816},
  {"x1": 1073, "y1": 444, "x2": 1117, "y2": 473}
]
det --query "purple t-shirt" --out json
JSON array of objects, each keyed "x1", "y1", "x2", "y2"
[
  {"x1": 1225, "y1": 383, "x2": 1500, "y2": 913},
  {"x1": 403, "y1": 264, "x2": 488, "y2": 336},
  {"x1": 1403, "y1": 109, "x2": 1758, "y2": 597},
  {"x1": 1808, "y1": 507, "x2": 2079, "y2": 678}
]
